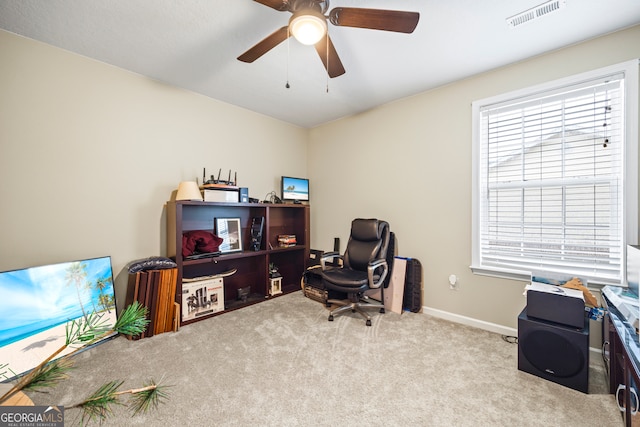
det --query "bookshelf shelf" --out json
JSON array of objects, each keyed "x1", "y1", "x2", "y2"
[{"x1": 167, "y1": 201, "x2": 309, "y2": 326}]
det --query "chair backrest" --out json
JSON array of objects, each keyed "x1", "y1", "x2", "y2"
[{"x1": 343, "y1": 219, "x2": 390, "y2": 272}]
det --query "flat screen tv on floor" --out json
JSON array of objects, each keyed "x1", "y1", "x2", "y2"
[
  {"x1": 0, "y1": 256, "x2": 117, "y2": 381},
  {"x1": 281, "y1": 176, "x2": 309, "y2": 203}
]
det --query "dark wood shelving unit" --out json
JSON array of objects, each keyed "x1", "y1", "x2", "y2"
[{"x1": 167, "y1": 201, "x2": 310, "y2": 326}]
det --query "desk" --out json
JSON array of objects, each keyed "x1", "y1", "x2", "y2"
[{"x1": 603, "y1": 294, "x2": 640, "y2": 426}]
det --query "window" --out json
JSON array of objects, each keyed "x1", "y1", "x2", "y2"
[{"x1": 472, "y1": 60, "x2": 638, "y2": 285}]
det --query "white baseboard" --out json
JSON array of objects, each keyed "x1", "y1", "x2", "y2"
[
  {"x1": 422, "y1": 305, "x2": 602, "y2": 356},
  {"x1": 422, "y1": 305, "x2": 518, "y2": 336}
]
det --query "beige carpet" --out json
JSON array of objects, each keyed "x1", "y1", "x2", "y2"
[{"x1": 27, "y1": 292, "x2": 621, "y2": 426}]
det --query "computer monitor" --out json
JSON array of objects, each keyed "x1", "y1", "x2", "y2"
[{"x1": 281, "y1": 176, "x2": 309, "y2": 203}]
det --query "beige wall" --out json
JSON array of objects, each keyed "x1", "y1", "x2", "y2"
[
  {"x1": 1, "y1": 25, "x2": 639, "y2": 339},
  {"x1": 0, "y1": 30, "x2": 308, "y2": 310},
  {"x1": 309, "y1": 25, "x2": 640, "y2": 340}
]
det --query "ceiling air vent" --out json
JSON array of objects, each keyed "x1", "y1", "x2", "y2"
[{"x1": 507, "y1": 0, "x2": 566, "y2": 29}]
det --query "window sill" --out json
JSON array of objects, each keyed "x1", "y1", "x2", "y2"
[
  {"x1": 469, "y1": 265, "x2": 530, "y2": 282},
  {"x1": 470, "y1": 264, "x2": 623, "y2": 288}
]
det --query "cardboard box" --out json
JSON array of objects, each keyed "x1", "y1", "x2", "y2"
[
  {"x1": 182, "y1": 278, "x2": 224, "y2": 322},
  {"x1": 365, "y1": 257, "x2": 406, "y2": 314}
]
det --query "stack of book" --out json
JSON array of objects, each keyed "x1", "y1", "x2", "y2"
[
  {"x1": 278, "y1": 234, "x2": 297, "y2": 247},
  {"x1": 125, "y1": 268, "x2": 179, "y2": 339}
]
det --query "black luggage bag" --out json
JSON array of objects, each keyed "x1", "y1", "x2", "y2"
[{"x1": 402, "y1": 258, "x2": 423, "y2": 313}]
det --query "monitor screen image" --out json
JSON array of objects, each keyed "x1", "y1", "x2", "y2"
[
  {"x1": 0, "y1": 256, "x2": 117, "y2": 380},
  {"x1": 281, "y1": 176, "x2": 309, "y2": 202}
]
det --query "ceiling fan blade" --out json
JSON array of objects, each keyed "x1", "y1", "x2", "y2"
[
  {"x1": 329, "y1": 8, "x2": 420, "y2": 33},
  {"x1": 238, "y1": 26, "x2": 291, "y2": 63},
  {"x1": 314, "y1": 34, "x2": 345, "y2": 78},
  {"x1": 253, "y1": 0, "x2": 289, "y2": 12}
]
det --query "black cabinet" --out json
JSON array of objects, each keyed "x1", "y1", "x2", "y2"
[{"x1": 603, "y1": 295, "x2": 640, "y2": 425}]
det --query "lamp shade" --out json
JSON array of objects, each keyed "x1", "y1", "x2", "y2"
[
  {"x1": 289, "y1": 10, "x2": 327, "y2": 45},
  {"x1": 176, "y1": 181, "x2": 203, "y2": 201}
]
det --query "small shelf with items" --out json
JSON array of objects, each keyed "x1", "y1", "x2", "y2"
[
  {"x1": 167, "y1": 201, "x2": 309, "y2": 326},
  {"x1": 269, "y1": 248, "x2": 307, "y2": 294}
]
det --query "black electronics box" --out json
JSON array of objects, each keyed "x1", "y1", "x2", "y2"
[
  {"x1": 302, "y1": 253, "x2": 346, "y2": 303},
  {"x1": 518, "y1": 308, "x2": 589, "y2": 393},
  {"x1": 239, "y1": 187, "x2": 249, "y2": 203},
  {"x1": 526, "y1": 289, "x2": 585, "y2": 329},
  {"x1": 309, "y1": 249, "x2": 324, "y2": 267},
  {"x1": 302, "y1": 266, "x2": 327, "y2": 303}
]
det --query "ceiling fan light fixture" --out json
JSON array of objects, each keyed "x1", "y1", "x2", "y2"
[{"x1": 289, "y1": 10, "x2": 327, "y2": 45}]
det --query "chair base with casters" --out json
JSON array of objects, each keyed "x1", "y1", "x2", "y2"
[
  {"x1": 320, "y1": 218, "x2": 392, "y2": 326},
  {"x1": 327, "y1": 294, "x2": 385, "y2": 327}
]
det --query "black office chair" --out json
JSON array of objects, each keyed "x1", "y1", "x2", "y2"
[{"x1": 320, "y1": 218, "x2": 392, "y2": 326}]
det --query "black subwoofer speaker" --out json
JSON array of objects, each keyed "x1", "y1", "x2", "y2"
[{"x1": 518, "y1": 308, "x2": 589, "y2": 393}]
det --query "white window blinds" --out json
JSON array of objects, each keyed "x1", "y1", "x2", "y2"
[{"x1": 476, "y1": 72, "x2": 628, "y2": 284}]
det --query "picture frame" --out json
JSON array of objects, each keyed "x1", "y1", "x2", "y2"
[{"x1": 215, "y1": 217, "x2": 243, "y2": 253}]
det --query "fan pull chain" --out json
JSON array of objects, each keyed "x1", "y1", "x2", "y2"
[
  {"x1": 325, "y1": 32, "x2": 329, "y2": 93},
  {"x1": 285, "y1": 27, "x2": 291, "y2": 89}
]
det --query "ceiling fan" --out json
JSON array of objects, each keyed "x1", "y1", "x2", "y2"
[{"x1": 237, "y1": 0, "x2": 420, "y2": 78}]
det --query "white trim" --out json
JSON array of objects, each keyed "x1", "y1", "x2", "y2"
[
  {"x1": 472, "y1": 61, "x2": 635, "y2": 112},
  {"x1": 624, "y1": 60, "x2": 639, "y2": 247},
  {"x1": 589, "y1": 346, "x2": 603, "y2": 357},
  {"x1": 423, "y1": 305, "x2": 518, "y2": 336},
  {"x1": 469, "y1": 264, "x2": 530, "y2": 282},
  {"x1": 422, "y1": 305, "x2": 603, "y2": 356}
]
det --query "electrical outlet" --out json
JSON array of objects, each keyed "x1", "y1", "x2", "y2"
[{"x1": 448, "y1": 274, "x2": 458, "y2": 290}]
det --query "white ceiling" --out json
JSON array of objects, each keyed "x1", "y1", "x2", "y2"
[{"x1": 1, "y1": 0, "x2": 639, "y2": 128}]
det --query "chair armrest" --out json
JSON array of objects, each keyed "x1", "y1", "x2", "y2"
[
  {"x1": 320, "y1": 251, "x2": 343, "y2": 270},
  {"x1": 367, "y1": 259, "x2": 388, "y2": 289}
]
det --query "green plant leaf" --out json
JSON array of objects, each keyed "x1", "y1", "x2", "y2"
[
  {"x1": 22, "y1": 358, "x2": 75, "y2": 392},
  {"x1": 75, "y1": 380, "x2": 124, "y2": 425},
  {"x1": 128, "y1": 380, "x2": 171, "y2": 415},
  {"x1": 113, "y1": 301, "x2": 149, "y2": 337}
]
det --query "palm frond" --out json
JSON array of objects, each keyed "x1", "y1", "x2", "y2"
[
  {"x1": 113, "y1": 301, "x2": 149, "y2": 337},
  {"x1": 0, "y1": 363, "x2": 16, "y2": 382},
  {"x1": 128, "y1": 380, "x2": 171, "y2": 415},
  {"x1": 22, "y1": 358, "x2": 75, "y2": 392},
  {"x1": 66, "y1": 311, "x2": 111, "y2": 347},
  {"x1": 66, "y1": 379, "x2": 172, "y2": 424},
  {"x1": 70, "y1": 380, "x2": 124, "y2": 426},
  {"x1": 2, "y1": 302, "x2": 163, "y2": 421}
]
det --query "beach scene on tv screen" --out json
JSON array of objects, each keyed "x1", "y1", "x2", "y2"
[
  {"x1": 0, "y1": 256, "x2": 117, "y2": 379},
  {"x1": 283, "y1": 178, "x2": 309, "y2": 200}
]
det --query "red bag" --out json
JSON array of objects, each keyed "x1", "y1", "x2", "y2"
[{"x1": 182, "y1": 230, "x2": 223, "y2": 257}]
